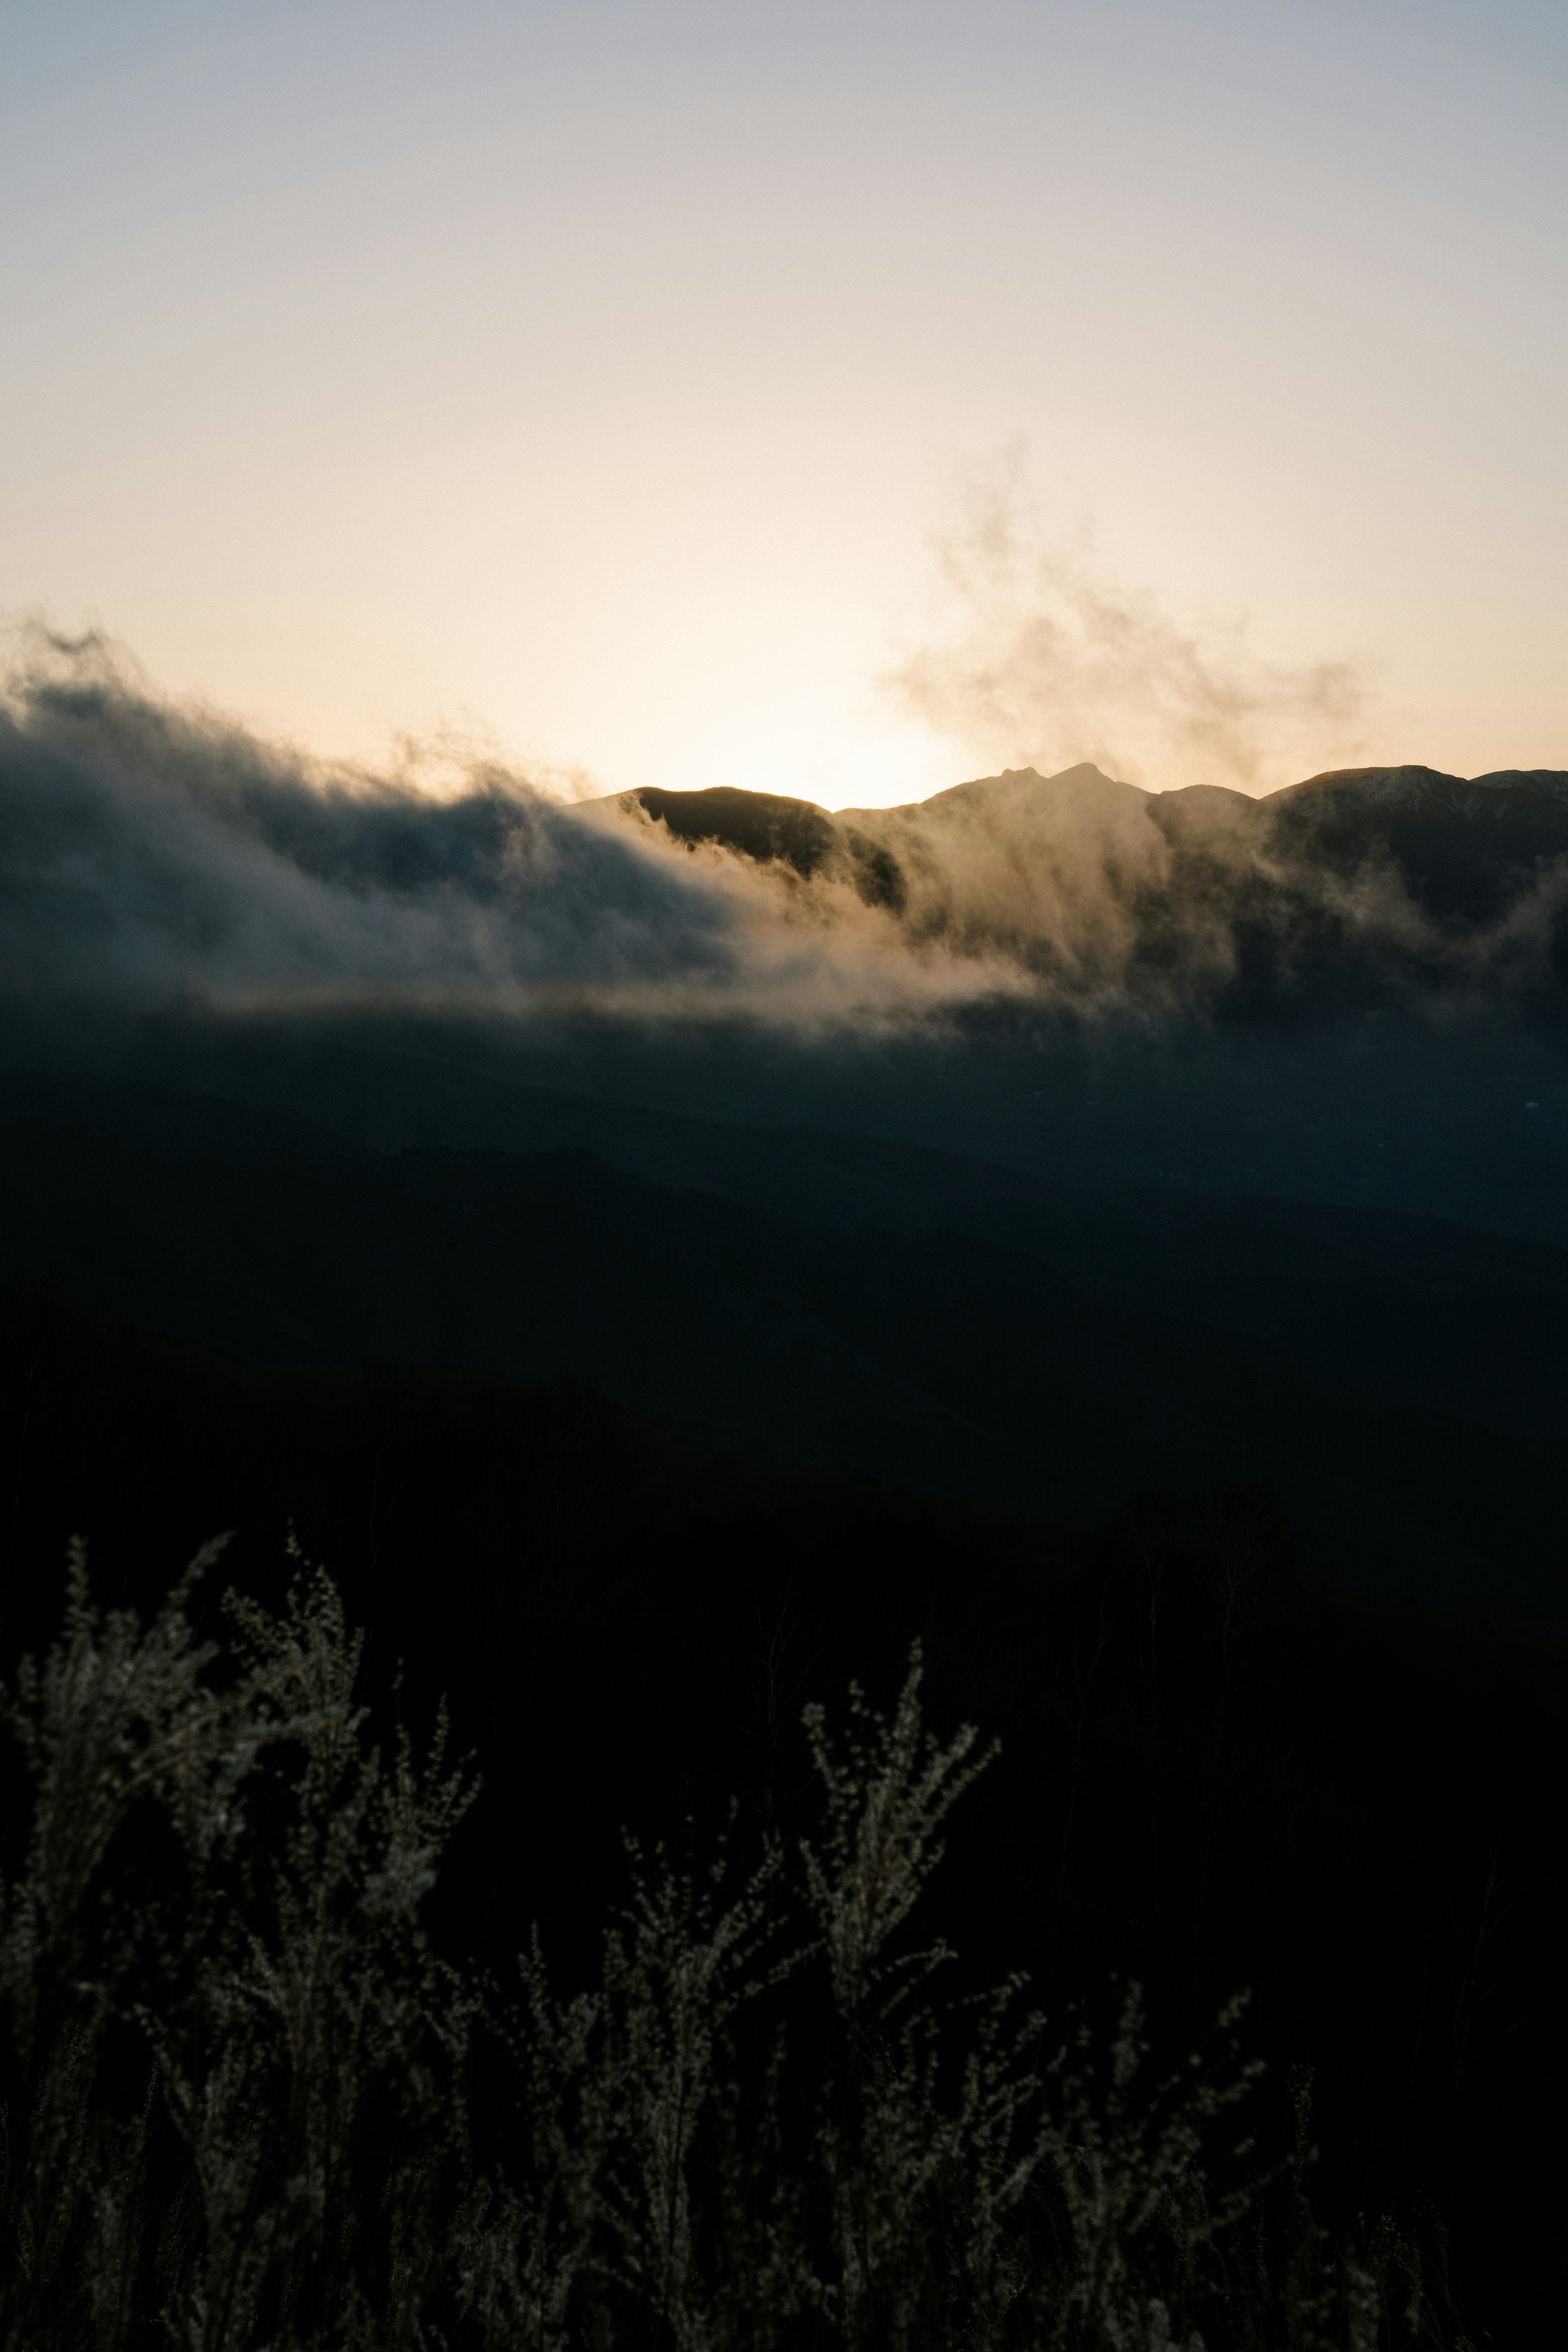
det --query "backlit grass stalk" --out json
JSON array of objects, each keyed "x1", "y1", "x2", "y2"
[{"x1": 0, "y1": 1545, "x2": 1471, "y2": 2351}]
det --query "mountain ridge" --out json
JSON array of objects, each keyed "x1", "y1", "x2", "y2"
[
  {"x1": 607, "y1": 757, "x2": 1568, "y2": 833},
  {"x1": 603, "y1": 757, "x2": 1568, "y2": 975}
]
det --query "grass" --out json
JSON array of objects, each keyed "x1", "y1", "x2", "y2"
[{"x1": 0, "y1": 1540, "x2": 1475, "y2": 2351}]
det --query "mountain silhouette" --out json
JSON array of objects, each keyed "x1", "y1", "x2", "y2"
[
  {"x1": 607, "y1": 759, "x2": 1568, "y2": 962},
  {"x1": 595, "y1": 757, "x2": 1568, "y2": 1025},
  {"x1": 610, "y1": 759, "x2": 1568, "y2": 883}
]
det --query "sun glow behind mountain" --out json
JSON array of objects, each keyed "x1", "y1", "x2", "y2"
[{"x1": 4, "y1": 0, "x2": 1566, "y2": 811}]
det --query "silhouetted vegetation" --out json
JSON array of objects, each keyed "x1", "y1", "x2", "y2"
[
  {"x1": 2, "y1": 1288, "x2": 1564, "y2": 2341},
  {"x1": 0, "y1": 1533, "x2": 1493, "y2": 2350}
]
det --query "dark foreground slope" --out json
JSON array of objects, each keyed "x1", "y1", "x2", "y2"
[
  {"x1": 1, "y1": 1285, "x2": 1564, "y2": 2340},
  {"x1": 4, "y1": 1071, "x2": 1566, "y2": 1626}
]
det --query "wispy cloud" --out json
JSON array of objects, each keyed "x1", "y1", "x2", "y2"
[{"x1": 883, "y1": 452, "x2": 1372, "y2": 794}]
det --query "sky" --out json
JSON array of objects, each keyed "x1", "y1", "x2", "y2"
[{"x1": 3, "y1": 0, "x2": 1566, "y2": 808}]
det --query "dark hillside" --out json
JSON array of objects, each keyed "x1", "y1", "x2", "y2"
[
  {"x1": 611, "y1": 783, "x2": 840, "y2": 874},
  {"x1": 1267, "y1": 764, "x2": 1568, "y2": 923},
  {"x1": 3, "y1": 1075, "x2": 1566, "y2": 1625}
]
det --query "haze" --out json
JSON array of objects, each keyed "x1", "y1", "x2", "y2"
[{"x1": 4, "y1": 0, "x2": 1566, "y2": 804}]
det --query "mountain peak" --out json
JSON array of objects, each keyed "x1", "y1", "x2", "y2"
[{"x1": 837, "y1": 761, "x2": 1140, "y2": 827}]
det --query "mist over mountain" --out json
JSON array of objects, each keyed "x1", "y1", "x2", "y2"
[
  {"x1": 6, "y1": 630, "x2": 1567, "y2": 1242},
  {"x1": 4, "y1": 630, "x2": 1568, "y2": 1631},
  {"x1": 5, "y1": 631, "x2": 1568, "y2": 1044},
  {"x1": 613, "y1": 757, "x2": 1568, "y2": 1017}
]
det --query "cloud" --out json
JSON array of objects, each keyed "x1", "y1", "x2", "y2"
[
  {"x1": 0, "y1": 626, "x2": 1037, "y2": 1033},
  {"x1": 1, "y1": 623, "x2": 1563, "y2": 1068},
  {"x1": 883, "y1": 452, "x2": 1372, "y2": 794}
]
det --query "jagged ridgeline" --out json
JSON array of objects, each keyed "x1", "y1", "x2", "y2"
[
  {"x1": 607, "y1": 762, "x2": 1568, "y2": 1009},
  {"x1": 4, "y1": 639, "x2": 1567, "y2": 1024}
]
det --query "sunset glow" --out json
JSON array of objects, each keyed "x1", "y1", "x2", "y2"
[{"x1": 5, "y1": 0, "x2": 1566, "y2": 804}]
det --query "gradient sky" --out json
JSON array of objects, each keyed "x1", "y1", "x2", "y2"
[{"x1": 4, "y1": 0, "x2": 1566, "y2": 805}]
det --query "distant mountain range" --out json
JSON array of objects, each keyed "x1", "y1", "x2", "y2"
[
  {"x1": 6, "y1": 641, "x2": 1564, "y2": 1036},
  {"x1": 608, "y1": 761, "x2": 1568, "y2": 928},
  {"x1": 600, "y1": 763, "x2": 1568, "y2": 1022}
]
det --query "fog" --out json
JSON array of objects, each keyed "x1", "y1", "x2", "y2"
[{"x1": 5, "y1": 627, "x2": 1565, "y2": 1046}]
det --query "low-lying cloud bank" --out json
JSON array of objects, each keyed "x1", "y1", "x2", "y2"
[
  {"x1": 0, "y1": 633, "x2": 1024, "y2": 1031},
  {"x1": 4, "y1": 630, "x2": 1568, "y2": 1040}
]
